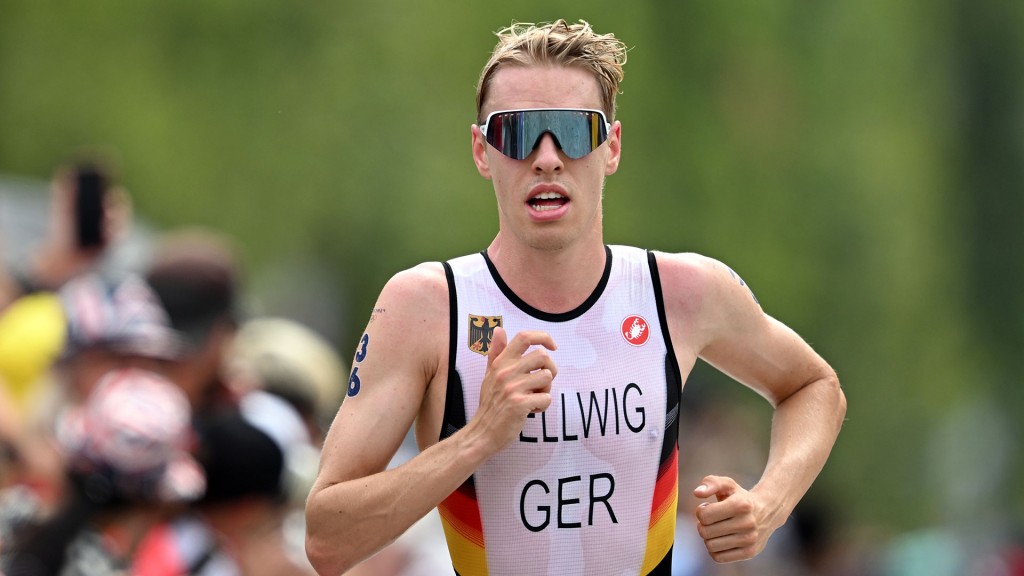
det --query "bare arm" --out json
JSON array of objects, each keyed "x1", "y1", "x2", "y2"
[
  {"x1": 304, "y1": 264, "x2": 557, "y2": 576},
  {"x1": 657, "y1": 252, "x2": 847, "y2": 563}
]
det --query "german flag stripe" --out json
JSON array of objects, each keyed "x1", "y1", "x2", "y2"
[
  {"x1": 439, "y1": 484, "x2": 488, "y2": 575},
  {"x1": 641, "y1": 448, "x2": 679, "y2": 573}
]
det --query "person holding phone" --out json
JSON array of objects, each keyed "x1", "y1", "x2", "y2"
[
  {"x1": 1, "y1": 156, "x2": 128, "y2": 311},
  {"x1": 305, "y1": 20, "x2": 846, "y2": 576},
  {"x1": 0, "y1": 156, "x2": 129, "y2": 436}
]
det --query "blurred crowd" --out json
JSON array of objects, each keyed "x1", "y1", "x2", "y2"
[
  {"x1": 0, "y1": 158, "x2": 353, "y2": 576},
  {"x1": 3, "y1": 158, "x2": 1023, "y2": 576}
]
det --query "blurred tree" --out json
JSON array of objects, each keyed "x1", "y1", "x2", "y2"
[{"x1": 952, "y1": 0, "x2": 1024, "y2": 517}]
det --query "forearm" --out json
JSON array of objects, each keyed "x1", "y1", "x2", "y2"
[
  {"x1": 751, "y1": 372, "x2": 846, "y2": 528},
  {"x1": 305, "y1": 425, "x2": 491, "y2": 576}
]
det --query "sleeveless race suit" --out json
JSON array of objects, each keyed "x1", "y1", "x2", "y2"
[{"x1": 438, "y1": 245, "x2": 682, "y2": 576}]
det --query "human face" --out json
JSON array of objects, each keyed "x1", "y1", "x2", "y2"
[{"x1": 472, "y1": 65, "x2": 621, "y2": 252}]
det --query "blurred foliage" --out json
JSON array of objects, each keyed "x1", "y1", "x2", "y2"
[{"x1": 1, "y1": 0, "x2": 1022, "y2": 538}]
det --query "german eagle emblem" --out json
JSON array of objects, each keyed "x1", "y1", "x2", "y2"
[{"x1": 468, "y1": 315, "x2": 502, "y2": 355}]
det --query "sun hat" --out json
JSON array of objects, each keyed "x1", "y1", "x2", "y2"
[
  {"x1": 56, "y1": 368, "x2": 205, "y2": 503},
  {"x1": 58, "y1": 272, "x2": 185, "y2": 361},
  {"x1": 225, "y1": 317, "x2": 347, "y2": 430}
]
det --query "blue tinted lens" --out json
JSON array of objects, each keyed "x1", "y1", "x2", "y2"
[{"x1": 482, "y1": 109, "x2": 609, "y2": 160}]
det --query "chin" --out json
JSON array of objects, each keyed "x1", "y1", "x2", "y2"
[
  {"x1": 523, "y1": 230, "x2": 575, "y2": 252},
  {"x1": 529, "y1": 240, "x2": 568, "y2": 252}
]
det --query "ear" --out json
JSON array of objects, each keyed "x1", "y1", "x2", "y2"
[
  {"x1": 604, "y1": 121, "x2": 622, "y2": 176},
  {"x1": 471, "y1": 124, "x2": 492, "y2": 180}
]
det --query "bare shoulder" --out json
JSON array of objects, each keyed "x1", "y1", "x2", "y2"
[
  {"x1": 650, "y1": 251, "x2": 764, "y2": 347},
  {"x1": 368, "y1": 261, "x2": 449, "y2": 368},
  {"x1": 655, "y1": 251, "x2": 835, "y2": 404},
  {"x1": 650, "y1": 251, "x2": 755, "y2": 309},
  {"x1": 360, "y1": 260, "x2": 448, "y2": 377},
  {"x1": 650, "y1": 251, "x2": 717, "y2": 285},
  {"x1": 652, "y1": 251, "x2": 751, "y2": 288},
  {"x1": 380, "y1": 261, "x2": 449, "y2": 306},
  {"x1": 375, "y1": 261, "x2": 447, "y2": 312}
]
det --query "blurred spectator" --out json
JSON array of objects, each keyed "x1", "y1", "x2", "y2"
[
  {"x1": 56, "y1": 272, "x2": 184, "y2": 402},
  {"x1": 0, "y1": 271, "x2": 183, "y2": 513},
  {"x1": 1, "y1": 155, "x2": 138, "y2": 505},
  {"x1": 133, "y1": 387, "x2": 318, "y2": 575},
  {"x1": 132, "y1": 228, "x2": 327, "y2": 575},
  {"x1": 224, "y1": 316, "x2": 347, "y2": 443},
  {"x1": 220, "y1": 315, "x2": 348, "y2": 567},
  {"x1": 4, "y1": 191, "x2": 347, "y2": 575},
  {"x1": 1, "y1": 155, "x2": 131, "y2": 312},
  {"x1": 196, "y1": 390, "x2": 316, "y2": 575},
  {"x1": 144, "y1": 228, "x2": 243, "y2": 416},
  {"x1": 0, "y1": 368, "x2": 204, "y2": 575}
]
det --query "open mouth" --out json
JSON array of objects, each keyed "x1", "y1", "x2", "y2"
[{"x1": 528, "y1": 191, "x2": 569, "y2": 212}]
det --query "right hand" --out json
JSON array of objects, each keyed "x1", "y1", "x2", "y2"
[{"x1": 474, "y1": 327, "x2": 557, "y2": 452}]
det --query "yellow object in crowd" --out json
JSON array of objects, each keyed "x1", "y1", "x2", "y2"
[{"x1": 0, "y1": 293, "x2": 66, "y2": 410}]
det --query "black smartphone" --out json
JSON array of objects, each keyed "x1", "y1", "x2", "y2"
[{"x1": 74, "y1": 165, "x2": 107, "y2": 248}]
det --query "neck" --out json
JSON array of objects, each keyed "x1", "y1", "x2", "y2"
[{"x1": 486, "y1": 233, "x2": 607, "y2": 314}]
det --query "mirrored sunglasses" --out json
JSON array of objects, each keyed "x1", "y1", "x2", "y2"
[{"x1": 480, "y1": 108, "x2": 611, "y2": 160}]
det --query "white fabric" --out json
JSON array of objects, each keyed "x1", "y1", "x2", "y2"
[{"x1": 447, "y1": 245, "x2": 671, "y2": 576}]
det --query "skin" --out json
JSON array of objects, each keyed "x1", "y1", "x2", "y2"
[{"x1": 305, "y1": 64, "x2": 846, "y2": 575}]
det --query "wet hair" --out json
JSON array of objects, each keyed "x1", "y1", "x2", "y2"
[{"x1": 475, "y1": 19, "x2": 629, "y2": 123}]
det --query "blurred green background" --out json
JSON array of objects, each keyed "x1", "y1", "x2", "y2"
[{"x1": 2, "y1": 0, "x2": 1022, "y2": 561}]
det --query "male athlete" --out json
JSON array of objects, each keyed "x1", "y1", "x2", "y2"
[{"x1": 306, "y1": 20, "x2": 846, "y2": 576}]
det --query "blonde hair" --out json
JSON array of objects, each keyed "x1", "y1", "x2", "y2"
[{"x1": 476, "y1": 20, "x2": 628, "y2": 123}]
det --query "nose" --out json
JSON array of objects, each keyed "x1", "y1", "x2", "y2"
[{"x1": 531, "y1": 133, "x2": 563, "y2": 173}]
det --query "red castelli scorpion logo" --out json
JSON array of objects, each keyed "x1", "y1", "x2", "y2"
[{"x1": 621, "y1": 315, "x2": 650, "y2": 346}]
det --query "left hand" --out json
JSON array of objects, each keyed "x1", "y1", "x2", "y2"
[{"x1": 692, "y1": 475, "x2": 777, "y2": 563}]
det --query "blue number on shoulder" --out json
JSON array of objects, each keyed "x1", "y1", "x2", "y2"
[
  {"x1": 355, "y1": 333, "x2": 369, "y2": 362},
  {"x1": 348, "y1": 366, "x2": 361, "y2": 397}
]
